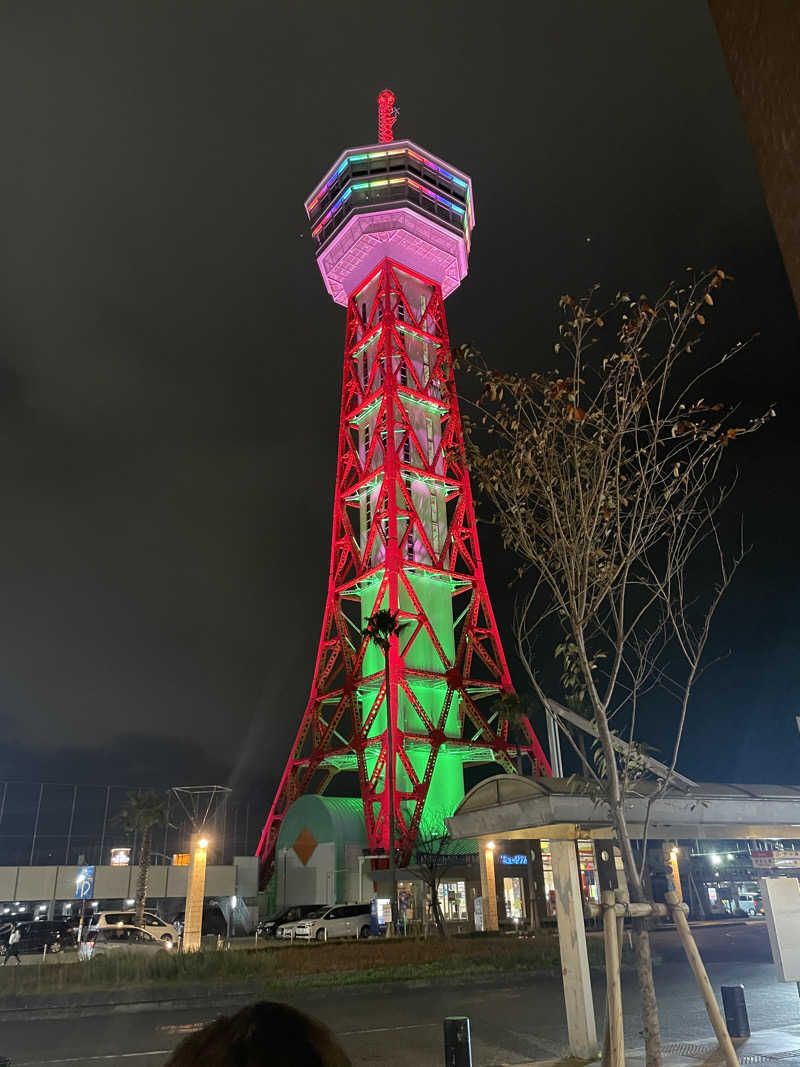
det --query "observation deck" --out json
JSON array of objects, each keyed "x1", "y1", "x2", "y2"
[{"x1": 305, "y1": 139, "x2": 475, "y2": 305}]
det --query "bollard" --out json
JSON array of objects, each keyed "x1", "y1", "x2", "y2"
[
  {"x1": 443, "y1": 1016, "x2": 472, "y2": 1067},
  {"x1": 721, "y1": 985, "x2": 750, "y2": 1038}
]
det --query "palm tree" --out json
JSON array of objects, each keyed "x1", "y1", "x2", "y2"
[
  {"x1": 364, "y1": 609, "x2": 400, "y2": 933},
  {"x1": 117, "y1": 790, "x2": 167, "y2": 928},
  {"x1": 494, "y1": 692, "x2": 532, "y2": 776}
]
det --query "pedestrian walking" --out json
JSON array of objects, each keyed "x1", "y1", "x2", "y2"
[{"x1": 3, "y1": 926, "x2": 21, "y2": 965}]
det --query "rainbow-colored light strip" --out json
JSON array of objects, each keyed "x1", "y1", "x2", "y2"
[
  {"x1": 311, "y1": 176, "x2": 466, "y2": 240},
  {"x1": 307, "y1": 148, "x2": 406, "y2": 214},
  {"x1": 406, "y1": 148, "x2": 468, "y2": 190},
  {"x1": 307, "y1": 146, "x2": 470, "y2": 214},
  {"x1": 311, "y1": 187, "x2": 353, "y2": 237},
  {"x1": 406, "y1": 178, "x2": 465, "y2": 216}
]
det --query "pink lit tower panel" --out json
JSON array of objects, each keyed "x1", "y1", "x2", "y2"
[{"x1": 256, "y1": 91, "x2": 549, "y2": 880}]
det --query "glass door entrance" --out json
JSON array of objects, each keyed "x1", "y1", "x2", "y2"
[{"x1": 503, "y1": 876, "x2": 526, "y2": 920}]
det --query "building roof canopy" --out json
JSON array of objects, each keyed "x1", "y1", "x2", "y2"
[{"x1": 447, "y1": 776, "x2": 800, "y2": 843}]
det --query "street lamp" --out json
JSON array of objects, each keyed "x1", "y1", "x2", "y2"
[
  {"x1": 183, "y1": 832, "x2": 210, "y2": 952},
  {"x1": 481, "y1": 839, "x2": 499, "y2": 932}
]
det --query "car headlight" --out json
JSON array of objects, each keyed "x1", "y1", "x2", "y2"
[{"x1": 164, "y1": 941, "x2": 173, "y2": 950}]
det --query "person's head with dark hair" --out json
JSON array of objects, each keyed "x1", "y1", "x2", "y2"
[{"x1": 164, "y1": 1001, "x2": 351, "y2": 1067}]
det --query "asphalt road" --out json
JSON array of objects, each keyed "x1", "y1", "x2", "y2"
[{"x1": 1, "y1": 923, "x2": 797, "y2": 1066}]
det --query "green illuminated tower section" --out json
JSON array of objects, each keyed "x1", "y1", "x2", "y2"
[{"x1": 354, "y1": 262, "x2": 467, "y2": 832}]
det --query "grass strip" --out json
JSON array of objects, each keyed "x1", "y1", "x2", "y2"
[{"x1": 0, "y1": 933, "x2": 604, "y2": 999}]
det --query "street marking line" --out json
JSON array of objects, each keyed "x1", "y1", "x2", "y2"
[
  {"x1": 338, "y1": 1022, "x2": 439, "y2": 1036},
  {"x1": 15, "y1": 1053, "x2": 170, "y2": 1064}
]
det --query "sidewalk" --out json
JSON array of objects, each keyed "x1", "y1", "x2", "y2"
[{"x1": 511, "y1": 1023, "x2": 800, "y2": 1066}]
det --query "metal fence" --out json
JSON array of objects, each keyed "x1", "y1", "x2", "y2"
[{"x1": 0, "y1": 781, "x2": 255, "y2": 868}]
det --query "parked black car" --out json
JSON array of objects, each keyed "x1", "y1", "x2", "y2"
[
  {"x1": 34, "y1": 920, "x2": 78, "y2": 948},
  {"x1": 0, "y1": 921, "x2": 73, "y2": 955},
  {"x1": 257, "y1": 905, "x2": 324, "y2": 938},
  {"x1": 170, "y1": 904, "x2": 227, "y2": 937}
]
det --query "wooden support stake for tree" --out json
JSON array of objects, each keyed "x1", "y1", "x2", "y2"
[
  {"x1": 602, "y1": 888, "x2": 629, "y2": 1065},
  {"x1": 664, "y1": 891, "x2": 740, "y2": 1067},
  {"x1": 601, "y1": 890, "x2": 625, "y2": 1067}
]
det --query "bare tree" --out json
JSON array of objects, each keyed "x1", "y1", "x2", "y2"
[
  {"x1": 408, "y1": 817, "x2": 453, "y2": 937},
  {"x1": 458, "y1": 269, "x2": 771, "y2": 1066}
]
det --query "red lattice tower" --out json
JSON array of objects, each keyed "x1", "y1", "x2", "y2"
[{"x1": 257, "y1": 94, "x2": 549, "y2": 881}]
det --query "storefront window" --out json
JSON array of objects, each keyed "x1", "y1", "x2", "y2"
[
  {"x1": 439, "y1": 880, "x2": 467, "y2": 920},
  {"x1": 540, "y1": 839, "x2": 601, "y2": 913},
  {"x1": 541, "y1": 840, "x2": 556, "y2": 916},
  {"x1": 503, "y1": 876, "x2": 526, "y2": 919},
  {"x1": 397, "y1": 882, "x2": 416, "y2": 924},
  {"x1": 578, "y1": 839, "x2": 599, "y2": 903}
]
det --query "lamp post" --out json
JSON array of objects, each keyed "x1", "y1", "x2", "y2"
[
  {"x1": 183, "y1": 833, "x2": 209, "y2": 952},
  {"x1": 480, "y1": 840, "x2": 499, "y2": 932}
]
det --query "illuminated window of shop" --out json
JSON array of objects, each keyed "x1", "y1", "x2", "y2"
[
  {"x1": 541, "y1": 839, "x2": 556, "y2": 916},
  {"x1": 439, "y1": 880, "x2": 467, "y2": 920},
  {"x1": 397, "y1": 882, "x2": 417, "y2": 923},
  {"x1": 578, "y1": 839, "x2": 599, "y2": 903},
  {"x1": 503, "y1": 874, "x2": 526, "y2": 920}
]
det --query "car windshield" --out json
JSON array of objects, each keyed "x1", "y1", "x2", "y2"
[{"x1": 303, "y1": 908, "x2": 328, "y2": 919}]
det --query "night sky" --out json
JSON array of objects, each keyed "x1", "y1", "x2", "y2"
[{"x1": 0, "y1": 2, "x2": 796, "y2": 827}]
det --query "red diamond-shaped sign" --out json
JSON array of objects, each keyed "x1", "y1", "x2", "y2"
[{"x1": 292, "y1": 827, "x2": 318, "y2": 866}]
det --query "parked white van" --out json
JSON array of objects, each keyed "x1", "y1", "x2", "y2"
[
  {"x1": 737, "y1": 893, "x2": 761, "y2": 917},
  {"x1": 87, "y1": 910, "x2": 178, "y2": 944},
  {"x1": 291, "y1": 903, "x2": 372, "y2": 941}
]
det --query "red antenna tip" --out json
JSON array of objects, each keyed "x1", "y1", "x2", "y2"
[{"x1": 377, "y1": 89, "x2": 398, "y2": 144}]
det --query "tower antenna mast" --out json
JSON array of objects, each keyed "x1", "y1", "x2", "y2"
[{"x1": 377, "y1": 89, "x2": 398, "y2": 143}]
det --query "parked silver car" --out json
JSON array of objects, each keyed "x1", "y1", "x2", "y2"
[
  {"x1": 292, "y1": 904, "x2": 372, "y2": 941},
  {"x1": 87, "y1": 910, "x2": 178, "y2": 944},
  {"x1": 79, "y1": 926, "x2": 173, "y2": 960}
]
